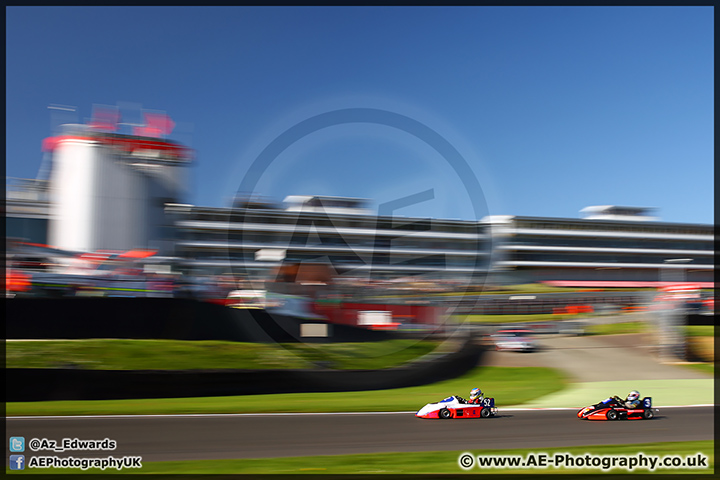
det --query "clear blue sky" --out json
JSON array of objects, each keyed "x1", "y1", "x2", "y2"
[{"x1": 6, "y1": 6, "x2": 714, "y2": 224}]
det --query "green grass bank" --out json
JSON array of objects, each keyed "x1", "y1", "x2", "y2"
[{"x1": 7, "y1": 365, "x2": 568, "y2": 416}]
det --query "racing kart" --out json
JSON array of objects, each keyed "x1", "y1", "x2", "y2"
[
  {"x1": 577, "y1": 396, "x2": 657, "y2": 421},
  {"x1": 416, "y1": 395, "x2": 497, "y2": 419}
]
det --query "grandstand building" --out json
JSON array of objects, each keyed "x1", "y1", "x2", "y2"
[
  {"x1": 485, "y1": 207, "x2": 713, "y2": 287},
  {"x1": 167, "y1": 196, "x2": 489, "y2": 284},
  {"x1": 166, "y1": 201, "x2": 713, "y2": 287}
]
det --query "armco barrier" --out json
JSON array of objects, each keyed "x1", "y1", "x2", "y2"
[{"x1": 6, "y1": 336, "x2": 485, "y2": 401}]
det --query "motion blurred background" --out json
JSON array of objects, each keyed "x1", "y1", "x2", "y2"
[
  {"x1": 6, "y1": 4, "x2": 713, "y2": 365},
  {"x1": 5, "y1": 7, "x2": 713, "y2": 474}
]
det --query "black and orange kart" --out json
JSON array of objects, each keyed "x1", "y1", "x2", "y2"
[{"x1": 577, "y1": 396, "x2": 656, "y2": 421}]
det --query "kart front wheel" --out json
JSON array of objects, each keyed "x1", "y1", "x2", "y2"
[
  {"x1": 480, "y1": 408, "x2": 491, "y2": 418},
  {"x1": 439, "y1": 408, "x2": 452, "y2": 419},
  {"x1": 606, "y1": 409, "x2": 618, "y2": 421},
  {"x1": 643, "y1": 409, "x2": 654, "y2": 419}
]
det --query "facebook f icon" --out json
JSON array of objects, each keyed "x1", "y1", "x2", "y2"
[{"x1": 10, "y1": 454, "x2": 25, "y2": 470}]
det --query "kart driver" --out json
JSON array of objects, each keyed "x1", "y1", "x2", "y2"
[
  {"x1": 614, "y1": 390, "x2": 641, "y2": 409},
  {"x1": 468, "y1": 387, "x2": 484, "y2": 404}
]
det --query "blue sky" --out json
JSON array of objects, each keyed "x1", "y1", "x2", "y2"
[{"x1": 6, "y1": 6, "x2": 714, "y2": 224}]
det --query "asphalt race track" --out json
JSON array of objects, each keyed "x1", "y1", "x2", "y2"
[{"x1": 6, "y1": 407, "x2": 713, "y2": 462}]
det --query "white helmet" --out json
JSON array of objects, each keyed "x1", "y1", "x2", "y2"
[
  {"x1": 627, "y1": 391, "x2": 640, "y2": 402},
  {"x1": 470, "y1": 388, "x2": 482, "y2": 400}
]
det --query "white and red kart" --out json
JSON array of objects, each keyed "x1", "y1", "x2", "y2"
[{"x1": 416, "y1": 395, "x2": 498, "y2": 419}]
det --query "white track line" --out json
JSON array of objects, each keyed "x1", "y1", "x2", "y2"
[
  {"x1": 7, "y1": 412, "x2": 417, "y2": 420},
  {"x1": 6, "y1": 405, "x2": 713, "y2": 420}
]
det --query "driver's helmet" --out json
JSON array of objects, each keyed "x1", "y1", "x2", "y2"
[
  {"x1": 626, "y1": 391, "x2": 640, "y2": 402},
  {"x1": 470, "y1": 388, "x2": 482, "y2": 400}
]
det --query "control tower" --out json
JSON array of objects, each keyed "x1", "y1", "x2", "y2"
[{"x1": 44, "y1": 109, "x2": 192, "y2": 254}]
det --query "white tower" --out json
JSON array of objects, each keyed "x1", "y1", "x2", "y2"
[{"x1": 46, "y1": 122, "x2": 192, "y2": 254}]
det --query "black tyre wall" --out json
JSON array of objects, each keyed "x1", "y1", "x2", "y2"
[{"x1": 6, "y1": 332, "x2": 486, "y2": 401}]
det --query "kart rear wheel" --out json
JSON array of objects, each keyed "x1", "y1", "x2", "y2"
[
  {"x1": 606, "y1": 409, "x2": 618, "y2": 421},
  {"x1": 643, "y1": 409, "x2": 654, "y2": 419},
  {"x1": 439, "y1": 408, "x2": 452, "y2": 419},
  {"x1": 480, "y1": 407, "x2": 491, "y2": 418}
]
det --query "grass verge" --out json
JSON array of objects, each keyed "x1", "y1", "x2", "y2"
[
  {"x1": 5, "y1": 338, "x2": 439, "y2": 371},
  {"x1": 8, "y1": 440, "x2": 712, "y2": 474},
  {"x1": 585, "y1": 321, "x2": 646, "y2": 336},
  {"x1": 686, "y1": 325, "x2": 715, "y2": 337},
  {"x1": 452, "y1": 313, "x2": 583, "y2": 324},
  {"x1": 6, "y1": 366, "x2": 568, "y2": 417},
  {"x1": 442, "y1": 284, "x2": 656, "y2": 296},
  {"x1": 378, "y1": 284, "x2": 657, "y2": 299}
]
